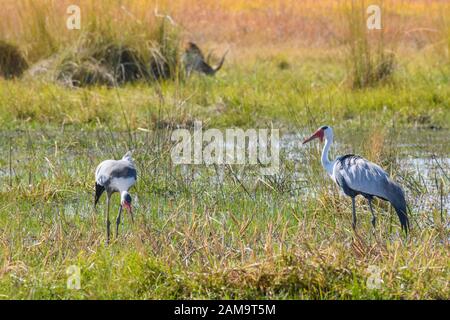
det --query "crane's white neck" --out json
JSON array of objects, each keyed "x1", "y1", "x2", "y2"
[{"x1": 321, "y1": 135, "x2": 334, "y2": 176}]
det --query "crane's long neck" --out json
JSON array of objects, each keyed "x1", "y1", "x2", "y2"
[{"x1": 321, "y1": 136, "x2": 334, "y2": 176}]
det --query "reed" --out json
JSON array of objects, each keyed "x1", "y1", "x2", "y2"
[{"x1": 344, "y1": 0, "x2": 396, "y2": 88}]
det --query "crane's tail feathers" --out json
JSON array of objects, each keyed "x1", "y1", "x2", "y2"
[
  {"x1": 122, "y1": 151, "x2": 133, "y2": 160},
  {"x1": 393, "y1": 203, "x2": 410, "y2": 235},
  {"x1": 386, "y1": 181, "x2": 410, "y2": 235},
  {"x1": 94, "y1": 183, "x2": 105, "y2": 207}
]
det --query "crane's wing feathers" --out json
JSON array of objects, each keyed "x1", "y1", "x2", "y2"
[
  {"x1": 333, "y1": 154, "x2": 409, "y2": 234},
  {"x1": 95, "y1": 159, "x2": 137, "y2": 187},
  {"x1": 122, "y1": 151, "x2": 133, "y2": 162},
  {"x1": 333, "y1": 154, "x2": 391, "y2": 199}
]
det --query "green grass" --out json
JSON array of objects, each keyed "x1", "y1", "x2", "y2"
[
  {"x1": 1, "y1": 50, "x2": 449, "y2": 131},
  {"x1": 0, "y1": 121, "x2": 448, "y2": 299}
]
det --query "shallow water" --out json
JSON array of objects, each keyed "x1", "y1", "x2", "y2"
[{"x1": 0, "y1": 127, "x2": 448, "y2": 218}]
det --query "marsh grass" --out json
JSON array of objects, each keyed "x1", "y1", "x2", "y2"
[
  {"x1": 0, "y1": 125, "x2": 448, "y2": 299},
  {"x1": 1, "y1": 0, "x2": 182, "y2": 86},
  {"x1": 1, "y1": 0, "x2": 448, "y2": 83},
  {"x1": 437, "y1": 11, "x2": 450, "y2": 62},
  {"x1": 51, "y1": 15, "x2": 181, "y2": 87},
  {"x1": 344, "y1": 1, "x2": 397, "y2": 89},
  {"x1": 1, "y1": 51, "x2": 448, "y2": 130}
]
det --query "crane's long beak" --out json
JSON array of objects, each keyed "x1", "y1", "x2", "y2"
[
  {"x1": 123, "y1": 203, "x2": 134, "y2": 223},
  {"x1": 302, "y1": 129, "x2": 324, "y2": 144}
]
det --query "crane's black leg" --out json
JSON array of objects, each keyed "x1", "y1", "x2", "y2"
[
  {"x1": 368, "y1": 198, "x2": 376, "y2": 228},
  {"x1": 351, "y1": 197, "x2": 357, "y2": 231},
  {"x1": 106, "y1": 194, "x2": 111, "y2": 244},
  {"x1": 116, "y1": 205, "x2": 123, "y2": 237}
]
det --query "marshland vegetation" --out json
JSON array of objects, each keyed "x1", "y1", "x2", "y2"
[{"x1": 0, "y1": 0, "x2": 448, "y2": 299}]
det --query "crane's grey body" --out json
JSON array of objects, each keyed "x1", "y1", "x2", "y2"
[
  {"x1": 95, "y1": 159, "x2": 137, "y2": 193},
  {"x1": 94, "y1": 151, "x2": 136, "y2": 243},
  {"x1": 333, "y1": 154, "x2": 409, "y2": 233},
  {"x1": 303, "y1": 126, "x2": 409, "y2": 234}
]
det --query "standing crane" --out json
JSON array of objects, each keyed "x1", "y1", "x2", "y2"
[
  {"x1": 303, "y1": 126, "x2": 409, "y2": 234},
  {"x1": 94, "y1": 151, "x2": 137, "y2": 243}
]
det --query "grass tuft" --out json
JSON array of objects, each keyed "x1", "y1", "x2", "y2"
[
  {"x1": 53, "y1": 20, "x2": 180, "y2": 87},
  {"x1": 345, "y1": 1, "x2": 396, "y2": 89},
  {"x1": 0, "y1": 40, "x2": 28, "y2": 78}
]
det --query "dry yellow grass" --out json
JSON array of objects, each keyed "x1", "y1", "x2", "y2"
[{"x1": 0, "y1": 0, "x2": 449, "y2": 63}]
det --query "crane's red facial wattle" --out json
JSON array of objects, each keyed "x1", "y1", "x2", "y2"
[
  {"x1": 303, "y1": 129, "x2": 324, "y2": 144},
  {"x1": 123, "y1": 201, "x2": 135, "y2": 223},
  {"x1": 123, "y1": 201, "x2": 132, "y2": 211}
]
